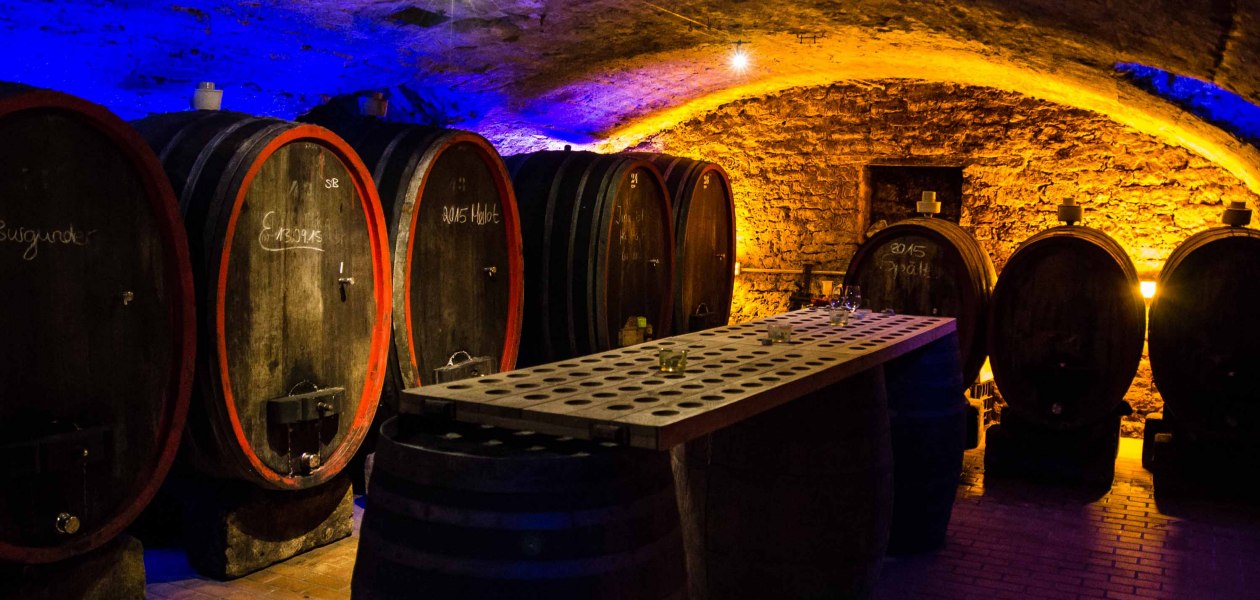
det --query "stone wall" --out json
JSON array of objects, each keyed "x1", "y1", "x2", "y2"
[{"x1": 630, "y1": 80, "x2": 1259, "y2": 436}]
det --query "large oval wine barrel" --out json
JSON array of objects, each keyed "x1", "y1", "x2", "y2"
[
  {"x1": 988, "y1": 226, "x2": 1145, "y2": 429},
  {"x1": 506, "y1": 151, "x2": 673, "y2": 365},
  {"x1": 132, "y1": 111, "x2": 391, "y2": 490},
  {"x1": 1150, "y1": 226, "x2": 1260, "y2": 442},
  {"x1": 353, "y1": 416, "x2": 686, "y2": 599},
  {"x1": 632, "y1": 154, "x2": 735, "y2": 333},
  {"x1": 674, "y1": 368, "x2": 892, "y2": 599},
  {"x1": 302, "y1": 119, "x2": 524, "y2": 389},
  {"x1": 846, "y1": 217, "x2": 995, "y2": 387},
  {"x1": 0, "y1": 83, "x2": 195, "y2": 563}
]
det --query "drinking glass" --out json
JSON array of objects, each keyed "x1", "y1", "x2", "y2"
[
  {"x1": 841, "y1": 284, "x2": 862, "y2": 315},
  {"x1": 828, "y1": 284, "x2": 845, "y2": 310},
  {"x1": 658, "y1": 348, "x2": 688, "y2": 373},
  {"x1": 766, "y1": 323, "x2": 794, "y2": 343}
]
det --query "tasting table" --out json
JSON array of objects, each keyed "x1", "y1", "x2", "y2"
[
  {"x1": 399, "y1": 308, "x2": 957, "y2": 450},
  {"x1": 392, "y1": 307, "x2": 961, "y2": 600}
]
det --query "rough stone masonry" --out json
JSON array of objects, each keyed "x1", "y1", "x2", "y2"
[{"x1": 633, "y1": 79, "x2": 1260, "y2": 437}]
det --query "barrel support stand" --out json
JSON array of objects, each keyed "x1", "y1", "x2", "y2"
[
  {"x1": 984, "y1": 404, "x2": 1129, "y2": 489},
  {"x1": 169, "y1": 472, "x2": 354, "y2": 579},
  {"x1": 0, "y1": 534, "x2": 145, "y2": 600},
  {"x1": 1146, "y1": 419, "x2": 1260, "y2": 499}
]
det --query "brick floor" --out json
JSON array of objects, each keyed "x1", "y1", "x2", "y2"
[
  {"x1": 876, "y1": 438, "x2": 1260, "y2": 600},
  {"x1": 147, "y1": 439, "x2": 1260, "y2": 599}
]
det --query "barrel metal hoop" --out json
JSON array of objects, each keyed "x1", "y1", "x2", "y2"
[
  {"x1": 367, "y1": 480, "x2": 677, "y2": 531},
  {"x1": 359, "y1": 528, "x2": 682, "y2": 579}
]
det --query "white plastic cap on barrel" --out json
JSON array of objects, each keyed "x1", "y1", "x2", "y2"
[
  {"x1": 1057, "y1": 198, "x2": 1083, "y2": 225},
  {"x1": 192, "y1": 82, "x2": 223, "y2": 111},
  {"x1": 1221, "y1": 200, "x2": 1252, "y2": 227},
  {"x1": 917, "y1": 191, "x2": 941, "y2": 216}
]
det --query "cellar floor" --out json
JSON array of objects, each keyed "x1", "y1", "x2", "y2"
[{"x1": 145, "y1": 438, "x2": 1260, "y2": 600}]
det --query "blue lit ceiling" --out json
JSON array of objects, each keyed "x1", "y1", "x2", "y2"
[
  {"x1": 1118, "y1": 63, "x2": 1260, "y2": 147},
  {"x1": 3, "y1": 1, "x2": 1260, "y2": 156}
]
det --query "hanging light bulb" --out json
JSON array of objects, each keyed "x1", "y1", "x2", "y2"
[{"x1": 730, "y1": 41, "x2": 750, "y2": 73}]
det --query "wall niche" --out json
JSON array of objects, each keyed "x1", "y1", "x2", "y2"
[{"x1": 867, "y1": 164, "x2": 964, "y2": 227}]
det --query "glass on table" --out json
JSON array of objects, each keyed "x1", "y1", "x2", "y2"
[
  {"x1": 658, "y1": 348, "x2": 688, "y2": 373},
  {"x1": 840, "y1": 284, "x2": 862, "y2": 316},
  {"x1": 766, "y1": 323, "x2": 794, "y2": 343}
]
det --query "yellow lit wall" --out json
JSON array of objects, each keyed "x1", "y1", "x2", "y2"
[{"x1": 626, "y1": 79, "x2": 1259, "y2": 436}]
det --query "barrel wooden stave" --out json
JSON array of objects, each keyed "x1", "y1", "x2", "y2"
[
  {"x1": 505, "y1": 152, "x2": 575, "y2": 365},
  {"x1": 0, "y1": 83, "x2": 195, "y2": 563},
  {"x1": 673, "y1": 367, "x2": 893, "y2": 600},
  {"x1": 1150, "y1": 227, "x2": 1260, "y2": 442},
  {"x1": 634, "y1": 154, "x2": 736, "y2": 334},
  {"x1": 554, "y1": 153, "x2": 612, "y2": 357},
  {"x1": 846, "y1": 217, "x2": 995, "y2": 387},
  {"x1": 988, "y1": 226, "x2": 1145, "y2": 429},
  {"x1": 507, "y1": 151, "x2": 673, "y2": 365},
  {"x1": 883, "y1": 332, "x2": 967, "y2": 555},
  {"x1": 353, "y1": 416, "x2": 685, "y2": 600},
  {"x1": 133, "y1": 111, "x2": 391, "y2": 490},
  {"x1": 304, "y1": 118, "x2": 524, "y2": 389}
]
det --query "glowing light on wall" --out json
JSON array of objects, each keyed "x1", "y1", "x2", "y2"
[
  {"x1": 730, "y1": 46, "x2": 751, "y2": 73},
  {"x1": 1140, "y1": 280, "x2": 1157, "y2": 299}
]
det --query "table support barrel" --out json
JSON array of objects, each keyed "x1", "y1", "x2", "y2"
[{"x1": 673, "y1": 366, "x2": 893, "y2": 600}]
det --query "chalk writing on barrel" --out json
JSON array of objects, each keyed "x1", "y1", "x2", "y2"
[
  {"x1": 880, "y1": 259, "x2": 936, "y2": 278},
  {"x1": 258, "y1": 210, "x2": 324, "y2": 252},
  {"x1": 0, "y1": 219, "x2": 97, "y2": 261},
  {"x1": 878, "y1": 240, "x2": 938, "y2": 279},
  {"x1": 889, "y1": 242, "x2": 927, "y2": 258},
  {"x1": 442, "y1": 203, "x2": 502, "y2": 226}
]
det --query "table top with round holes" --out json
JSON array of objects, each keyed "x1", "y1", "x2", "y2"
[{"x1": 398, "y1": 308, "x2": 957, "y2": 451}]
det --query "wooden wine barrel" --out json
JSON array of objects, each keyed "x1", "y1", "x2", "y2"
[
  {"x1": 132, "y1": 111, "x2": 391, "y2": 491},
  {"x1": 674, "y1": 368, "x2": 893, "y2": 599},
  {"x1": 883, "y1": 332, "x2": 966, "y2": 555},
  {"x1": 301, "y1": 118, "x2": 524, "y2": 389},
  {"x1": 0, "y1": 83, "x2": 195, "y2": 563},
  {"x1": 506, "y1": 150, "x2": 673, "y2": 365},
  {"x1": 632, "y1": 154, "x2": 735, "y2": 333},
  {"x1": 846, "y1": 217, "x2": 995, "y2": 387},
  {"x1": 1150, "y1": 226, "x2": 1260, "y2": 442},
  {"x1": 353, "y1": 416, "x2": 686, "y2": 599},
  {"x1": 988, "y1": 226, "x2": 1145, "y2": 429}
]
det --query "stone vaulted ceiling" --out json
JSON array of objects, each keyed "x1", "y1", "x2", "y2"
[{"x1": 3, "y1": 0, "x2": 1260, "y2": 185}]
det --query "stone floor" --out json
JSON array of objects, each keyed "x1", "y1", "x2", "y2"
[{"x1": 146, "y1": 438, "x2": 1260, "y2": 599}]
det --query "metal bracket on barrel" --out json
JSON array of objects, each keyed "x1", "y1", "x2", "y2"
[
  {"x1": 0, "y1": 425, "x2": 111, "y2": 537},
  {"x1": 0, "y1": 426, "x2": 110, "y2": 479},
  {"x1": 267, "y1": 386, "x2": 344, "y2": 475},
  {"x1": 266, "y1": 387, "x2": 344, "y2": 425}
]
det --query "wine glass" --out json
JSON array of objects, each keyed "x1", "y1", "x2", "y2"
[
  {"x1": 841, "y1": 284, "x2": 862, "y2": 315},
  {"x1": 828, "y1": 283, "x2": 845, "y2": 310}
]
